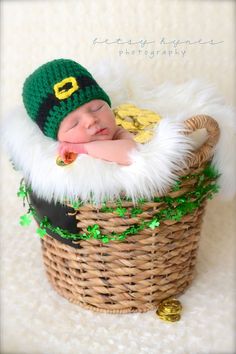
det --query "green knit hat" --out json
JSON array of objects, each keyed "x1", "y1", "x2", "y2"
[{"x1": 22, "y1": 58, "x2": 111, "y2": 140}]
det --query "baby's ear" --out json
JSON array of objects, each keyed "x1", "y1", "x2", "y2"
[
  {"x1": 57, "y1": 119, "x2": 70, "y2": 142},
  {"x1": 57, "y1": 130, "x2": 62, "y2": 142}
]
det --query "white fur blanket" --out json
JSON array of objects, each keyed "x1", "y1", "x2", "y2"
[{"x1": 1, "y1": 63, "x2": 236, "y2": 204}]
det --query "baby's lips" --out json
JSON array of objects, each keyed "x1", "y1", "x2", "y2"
[{"x1": 95, "y1": 128, "x2": 109, "y2": 135}]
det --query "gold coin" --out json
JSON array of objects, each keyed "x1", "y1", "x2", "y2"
[
  {"x1": 159, "y1": 302, "x2": 182, "y2": 313},
  {"x1": 137, "y1": 112, "x2": 161, "y2": 123},
  {"x1": 115, "y1": 117, "x2": 124, "y2": 125},
  {"x1": 159, "y1": 300, "x2": 182, "y2": 308},
  {"x1": 160, "y1": 298, "x2": 182, "y2": 308},
  {"x1": 157, "y1": 313, "x2": 181, "y2": 322},
  {"x1": 115, "y1": 110, "x2": 137, "y2": 118},
  {"x1": 134, "y1": 130, "x2": 154, "y2": 143},
  {"x1": 115, "y1": 104, "x2": 141, "y2": 117},
  {"x1": 114, "y1": 103, "x2": 135, "y2": 110},
  {"x1": 141, "y1": 112, "x2": 162, "y2": 123},
  {"x1": 121, "y1": 120, "x2": 139, "y2": 131},
  {"x1": 133, "y1": 120, "x2": 141, "y2": 128},
  {"x1": 157, "y1": 306, "x2": 182, "y2": 315},
  {"x1": 136, "y1": 116, "x2": 151, "y2": 127},
  {"x1": 115, "y1": 116, "x2": 137, "y2": 129}
]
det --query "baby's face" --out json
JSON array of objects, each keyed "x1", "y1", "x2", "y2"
[{"x1": 58, "y1": 100, "x2": 117, "y2": 143}]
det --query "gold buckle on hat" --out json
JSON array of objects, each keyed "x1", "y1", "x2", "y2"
[{"x1": 54, "y1": 77, "x2": 79, "y2": 100}]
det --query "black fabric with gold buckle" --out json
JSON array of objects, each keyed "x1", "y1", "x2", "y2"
[{"x1": 36, "y1": 75, "x2": 97, "y2": 132}]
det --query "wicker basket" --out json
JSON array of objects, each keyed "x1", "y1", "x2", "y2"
[{"x1": 40, "y1": 115, "x2": 220, "y2": 313}]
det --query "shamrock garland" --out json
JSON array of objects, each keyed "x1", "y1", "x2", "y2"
[{"x1": 17, "y1": 164, "x2": 220, "y2": 244}]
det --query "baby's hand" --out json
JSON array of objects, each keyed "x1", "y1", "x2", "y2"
[
  {"x1": 58, "y1": 142, "x2": 74, "y2": 160},
  {"x1": 58, "y1": 142, "x2": 87, "y2": 161}
]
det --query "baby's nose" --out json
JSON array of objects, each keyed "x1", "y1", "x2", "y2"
[{"x1": 84, "y1": 114, "x2": 97, "y2": 128}]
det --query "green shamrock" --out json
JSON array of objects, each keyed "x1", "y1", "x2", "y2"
[
  {"x1": 115, "y1": 207, "x2": 127, "y2": 217},
  {"x1": 19, "y1": 213, "x2": 32, "y2": 226},
  {"x1": 17, "y1": 186, "x2": 27, "y2": 199},
  {"x1": 172, "y1": 181, "x2": 181, "y2": 191},
  {"x1": 71, "y1": 200, "x2": 83, "y2": 209},
  {"x1": 101, "y1": 236, "x2": 109, "y2": 243},
  {"x1": 100, "y1": 206, "x2": 113, "y2": 212},
  {"x1": 149, "y1": 219, "x2": 160, "y2": 230},
  {"x1": 36, "y1": 227, "x2": 47, "y2": 238},
  {"x1": 87, "y1": 224, "x2": 101, "y2": 239},
  {"x1": 172, "y1": 209, "x2": 183, "y2": 221},
  {"x1": 131, "y1": 208, "x2": 143, "y2": 217}
]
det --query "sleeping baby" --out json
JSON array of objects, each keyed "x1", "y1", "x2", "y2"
[{"x1": 22, "y1": 58, "x2": 137, "y2": 166}]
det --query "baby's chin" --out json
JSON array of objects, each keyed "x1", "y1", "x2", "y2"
[
  {"x1": 63, "y1": 130, "x2": 116, "y2": 144},
  {"x1": 65, "y1": 135, "x2": 112, "y2": 144},
  {"x1": 90, "y1": 134, "x2": 113, "y2": 142}
]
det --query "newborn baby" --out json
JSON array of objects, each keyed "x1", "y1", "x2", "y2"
[
  {"x1": 58, "y1": 99, "x2": 137, "y2": 165},
  {"x1": 22, "y1": 58, "x2": 137, "y2": 166}
]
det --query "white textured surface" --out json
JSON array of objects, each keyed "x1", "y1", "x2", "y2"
[{"x1": 1, "y1": 1, "x2": 235, "y2": 354}]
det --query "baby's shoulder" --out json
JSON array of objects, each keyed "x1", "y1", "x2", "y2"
[{"x1": 113, "y1": 126, "x2": 134, "y2": 140}]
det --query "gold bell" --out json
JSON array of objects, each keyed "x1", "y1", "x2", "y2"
[
  {"x1": 56, "y1": 152, "x2": 78, "y2": 166},
  {"x1": 56, "y1": 156, "x2": 67, "y2": 166}
]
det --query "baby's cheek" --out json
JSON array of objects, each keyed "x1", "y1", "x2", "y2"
[
  {"x1": 69, "y1": 130, "x2": 80, "y2": 142},
  {"x1": 57, "y1": 130, "x2": 65, "y2": 142},
  {"x1": 58, "y1": 126, "x2": 77, "y2": 143}
]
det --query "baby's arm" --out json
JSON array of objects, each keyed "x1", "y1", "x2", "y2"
[
  {"x1": 85, "y1": 127, "x2": 136, "y2": 165},
  {"x1": 59, "y1": 127, "x2": 137, "y2": 165},
  {"x1": 84, "y1": 139, "x2": 136, "y2": 165}
]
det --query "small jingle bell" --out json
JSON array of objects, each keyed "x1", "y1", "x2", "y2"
[{"x1": 56, "y1": 152, "x2": 78, "y2": 166}]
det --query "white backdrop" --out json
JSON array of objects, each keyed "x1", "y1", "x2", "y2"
[{"x1": 1, "y1": 1, "x2": 235, "y2": 354}]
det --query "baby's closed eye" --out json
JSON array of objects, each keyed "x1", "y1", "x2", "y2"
[
  {"x1": 90, "y1": 104, "x2": 104, "y2": 112},
  {"x1": 66, "y1": 121, "x2": 79, "y2": 132}
]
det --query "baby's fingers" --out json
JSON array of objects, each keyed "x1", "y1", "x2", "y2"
[{"x1": 58, "y1": 144, "x2": 69, "y2": 159}]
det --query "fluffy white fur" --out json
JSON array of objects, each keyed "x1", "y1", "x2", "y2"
[
  {"x1": 1, "y1": 107, "x2": 193, "y2": 204},
  {"x1": 1, "y1": 62, "x2": 235, "y2": 203}
]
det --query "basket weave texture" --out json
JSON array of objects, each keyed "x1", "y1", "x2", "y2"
[{"x1": 41, "y1": 115, "x2": 220, "y2": 313}]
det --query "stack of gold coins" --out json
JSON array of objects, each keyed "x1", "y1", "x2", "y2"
[
  {"x1": 113, "y1": 103, "x2": 162, "y2": 144},
  {"x1": 156, "y1": 298, "x2": 182, "y2": 322}
]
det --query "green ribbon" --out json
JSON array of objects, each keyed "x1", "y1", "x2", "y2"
[{"x1": 17, "y1": 164, "x2": 220, "y2": 243}]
